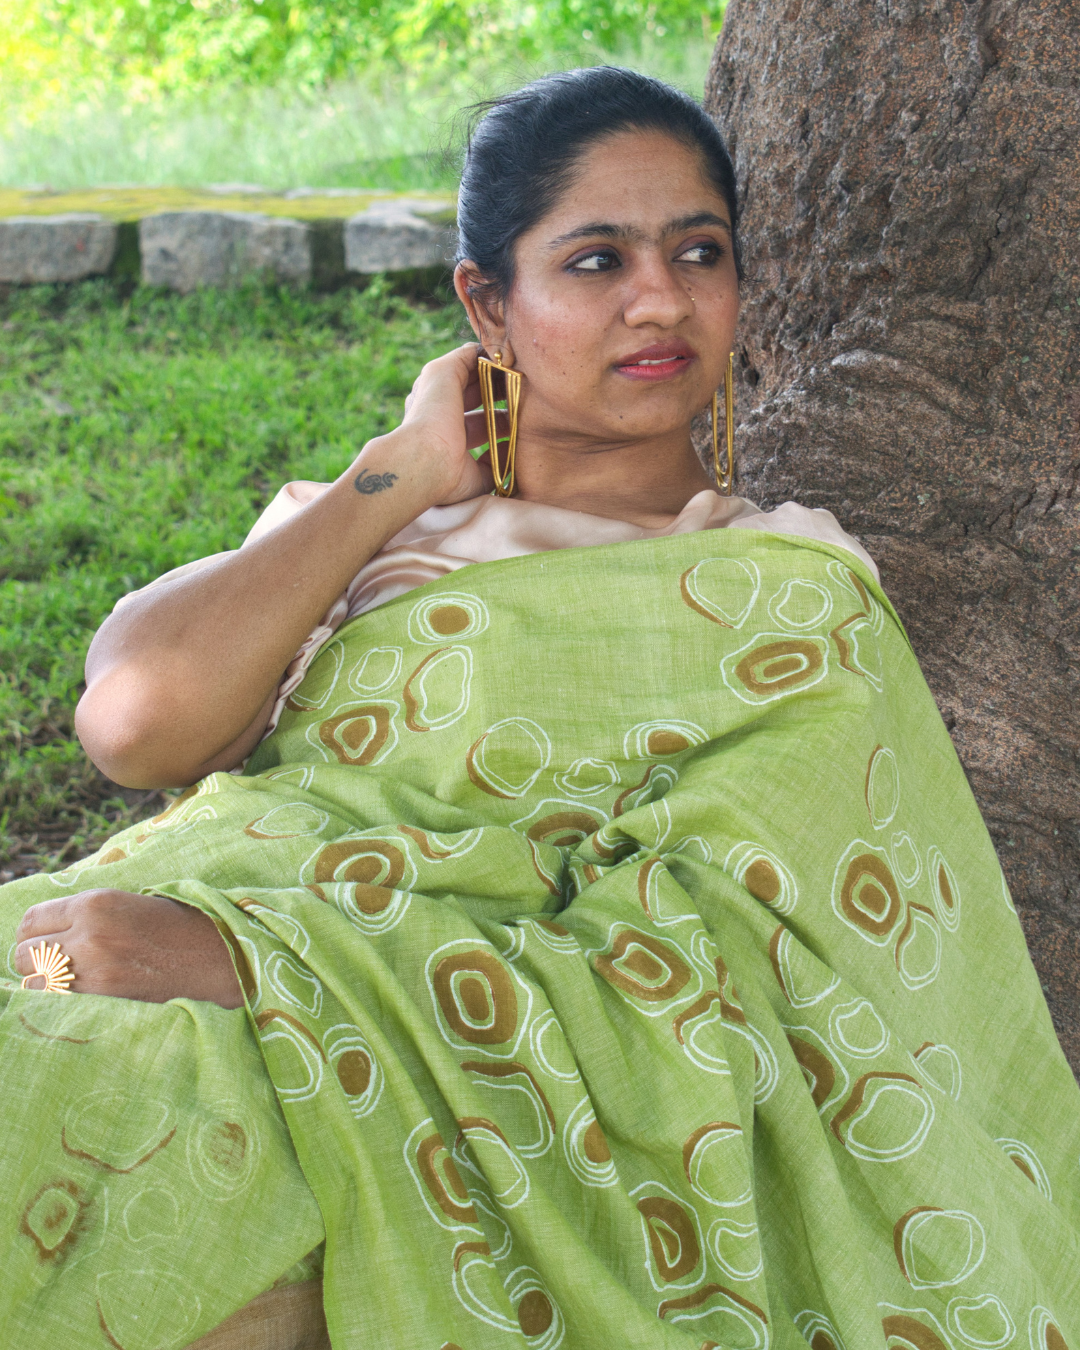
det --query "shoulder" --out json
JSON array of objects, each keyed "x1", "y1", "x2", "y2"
[{"x1": 725, "y1": 498, "x2": 879, "y2": 581}]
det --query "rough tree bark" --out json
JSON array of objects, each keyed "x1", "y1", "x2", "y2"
[{"x1": 705, "y1": 0, "x2": 1080, "y2": 1070}]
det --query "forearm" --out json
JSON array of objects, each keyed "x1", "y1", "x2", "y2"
[{"x1": 77, "y1": 431, "x2": 438, "y2": 787}]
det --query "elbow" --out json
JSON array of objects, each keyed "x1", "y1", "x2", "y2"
[{"x1": 75, "y1": 675, "x2": 204, "y2": 790}]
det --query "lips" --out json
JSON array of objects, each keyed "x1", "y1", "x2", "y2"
[{"x1": 614, "y1": 340, "x2": 697, "y2": 382}]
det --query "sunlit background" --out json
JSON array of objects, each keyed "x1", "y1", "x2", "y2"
[{"x1": 1, "y1": 0, "x2": 726, "y2": 189}]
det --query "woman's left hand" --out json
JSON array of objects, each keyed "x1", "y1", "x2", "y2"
[{"x1": 14, "y1": 890, "x2": 244, "y2": 1009}]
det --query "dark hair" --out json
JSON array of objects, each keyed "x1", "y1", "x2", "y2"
[{"x1": 456, "y1": 66, "x2": 741, "y2": 300}]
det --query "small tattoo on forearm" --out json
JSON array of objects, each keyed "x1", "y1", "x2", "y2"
[{"x1": 354, "y1": 470, "x2": 398, "y2": 495}]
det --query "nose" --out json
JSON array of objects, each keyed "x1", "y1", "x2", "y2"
[{"x1": 622, "y1": 249, "x2": 695, "y2": 329}]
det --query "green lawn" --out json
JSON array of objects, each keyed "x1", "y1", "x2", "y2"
[{"x1": 0, "y1": 277, "x2": 463, "y2": 878}]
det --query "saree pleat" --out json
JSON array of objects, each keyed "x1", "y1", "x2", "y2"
[{"x1": 2, "y1": 529, "x2": 1077, "y2": 1349}]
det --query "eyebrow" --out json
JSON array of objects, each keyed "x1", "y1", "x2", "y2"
[{"x1": 546, "y1": 211, "x2": 732, "y2": 249}]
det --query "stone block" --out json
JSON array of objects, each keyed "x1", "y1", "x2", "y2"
[
  {"x1": 0, "y1": 213, "x2": 117, "y2": 284},
  {"x1": 139, "y1": 211, "x2": 311, "y2": 293},
  {"x1": 344, "y1": 201, "x2": 456, "y2": 275}
]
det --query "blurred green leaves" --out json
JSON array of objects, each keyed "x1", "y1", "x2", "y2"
[{"x1": 2, "y1": 0, "x2": 726, "y2": 108}]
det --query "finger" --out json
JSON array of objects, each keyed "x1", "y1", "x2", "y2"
[
  {"x1": 15, "y1": 932, "x2": 73, "y2": 977},
  {"x1": 464, "y1": 408, "x2": 509, "y2": 453},
  {"x1": 444, "y1": 342, "x2": 482, "y2": 387},
  {"x1": 15, "y1": 898, "x2": 75, "y2": 944},
  {"x1": 462, "y1": 369, "x2": 484, "y2": 412},
  {"x1": 473, "y1": 454, "x2": 496, "y2": 493}
]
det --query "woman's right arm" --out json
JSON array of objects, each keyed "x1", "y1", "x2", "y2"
[{"x1": 76, "y1": 345, "x2": 492, "y2": 790}]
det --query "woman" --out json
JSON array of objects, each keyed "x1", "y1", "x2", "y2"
[{"x1": 3, "y1": 68, "x2": 1078, "y2": 1350}]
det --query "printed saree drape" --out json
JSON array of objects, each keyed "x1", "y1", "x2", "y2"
[{"x1": 2, "y1": 529, "x2": 1078, "y2": 1350}]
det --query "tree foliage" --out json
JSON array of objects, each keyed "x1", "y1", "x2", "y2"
[{"x1": 2, "y1": 0, "x2": 725, "y2": 107}]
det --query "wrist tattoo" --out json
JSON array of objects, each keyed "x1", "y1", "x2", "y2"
[{"x1": 354, "y1": 469, "x2": 398, "y2": 495}]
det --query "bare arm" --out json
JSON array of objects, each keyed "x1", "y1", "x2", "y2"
[{"x1": 77, "y1": 344, "x2": 495, "y2": 789}]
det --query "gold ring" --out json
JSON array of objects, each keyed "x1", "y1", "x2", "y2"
[{"x1": 20, "y1": 940, "x2": 75, "y2": 994}]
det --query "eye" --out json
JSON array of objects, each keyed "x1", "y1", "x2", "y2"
[
  {"x1": 569, "y1": 249, "x2": 620, "y2": 273},
  {"x1": 675, "y1": 242, "x2": 724, "y2": 265}
]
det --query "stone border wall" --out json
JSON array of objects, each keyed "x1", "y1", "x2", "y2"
[{"x1": 0, "y1": 197, "x2": 456, "y2": 291}]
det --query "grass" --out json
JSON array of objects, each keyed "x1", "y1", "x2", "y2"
[
  {"x1": 0, "y1": 275, "x2": 464, "y2": 878},
  {"x1": 0, "y1": 37, "x2": 716, "y2": 191}
]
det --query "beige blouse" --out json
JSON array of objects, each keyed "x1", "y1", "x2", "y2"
[{"x1": 123, "y1": 483, "x2": 878, "y2": 738}]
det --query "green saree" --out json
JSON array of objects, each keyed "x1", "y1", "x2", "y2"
[{"x1": 2, "y1": 528, "x2": 1078, "y2": 1349}]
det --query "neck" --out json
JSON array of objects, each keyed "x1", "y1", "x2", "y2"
[{"x1": 511, "y1": 426, "x2": 715, "y2": 528}]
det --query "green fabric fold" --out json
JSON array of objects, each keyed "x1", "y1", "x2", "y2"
[{"x1": 2, "y1": 529, "x2": 1077, "y2": 1349}]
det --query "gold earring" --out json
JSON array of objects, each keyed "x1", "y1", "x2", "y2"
[
  {"x1": 712, "y1": 351, "x2": 735, "y2": 495},
  {"x1": 477, "y1": 349, "x2": 522, "y2": 497}
]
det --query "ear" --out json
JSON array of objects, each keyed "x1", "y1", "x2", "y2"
[{"x1": 454, "y1": 262, "x2": 511, "y2": 360}]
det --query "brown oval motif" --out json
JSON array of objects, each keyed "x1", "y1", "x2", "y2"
[
  {"x1": 398, "y1": 825, "x2": 455, "y2": 860},
  {"x1": 637, "y1": 1195, "x2": 700, "y2": 1282},
  {"x1": 830, "y1": 1071, "x2": 922, "y2": 1147},
  {"x1": 735, "y1": 639, "x2": 823, "y2": 695},
  {"x1": 452, "y1": 1240, "x2": 491, "y2": 1271},
  {"x1": 937, "y1": 864, "x2": 955, "y2": 912},
  {"x1": 892, "y1": 1205, "x2": 943, "y2": 1282},
  {"x1": 658, "y1": 1284, "x2": 766, "y2": 1326},
  {"x1": 714, "y1": 955, "x2": 746, "y2": 1025},
  {"x1": 527, "y1": 811, "x2": 600, "y2": 849},
  {"x1": 614, "y1": 765, "x2": 658, "y2": 818},
  {"x1": 428, "y1": 604, "x2": 471, "y2": 636},
  {"x1": 672, "y1": 991, "x2": 722, "y2": 1045},
  {"x1": 220, "y1": 929, "x2": 257, "y2": 1002},
  {"x1": 205, "y1": 1121, "x2": 247, "y2": 1176},
  {"x1": 536, "y1": 919, "x2": 569, "y2": 937},
  {"x1": 787, "y1": 1035, "x2": 836, "y2": 1109},
  {"x1": 646, "y1": 729, "x2": 690, "y2": 755},
  {"x1": 840, "y1": 853, "x2": 901, "y2": 936},
  {"x1": 744, "y1": 858, "x2": 781, "y2": 904},
  {"x1": 518, "y1": 1290, "x2": 555, "y2": 1337},
  {"x1": 583, "y1": 1119, "x2": 611, "y2": 1164},
  {"x1": 465, "y1": 733, "x2": 513, "y2": 798},
  {"x1": 254, "y1": 1009, "x2": 327, "y2": 1061},
  {"x1": 458, "y1": 977, "x2": 489, "y2": 1023},
  {"x1": 402, "y1": 648, "x2": 451, "y2": 733},
  {"x1": 20, "y1": 1179, "x2": 90, "y2": 1263},
  {"x1": 811, "y1": 1334, "x2": 838, "y2": 1350},
  {"x1": 433, "y1": 951, "x2": 519, "y2": 1044},
  {"x1": 596, "y1": 930, "x2": 691, "y2": 1004},
  {"x1": 314, "y1": 839, "x2": 405, "y2": 891},
  {"x1": 767, "y1": 925, "x2": 790, "y2": 1000},
  {"x1": 1045, "y1": 1326, "x2": 1068, "y2": 1350},
  {"x1": 318, "y1": 705, "x2": 390, "y2": 765},
  {"x1": 336, "y1": 1049, "x2": 372, "y2": 1097},
  {"x1": 416, "y1": 1132, "x2": 477, "y2": 1223},
  {"x1": 637, "y1": 856, "x2": 663, "y2": 919},
  {"x1": 679, "y1": 565, "x2": 733, "y2": 627},
  {"x1": 681, "y1": 1120, "x2": 741, "y2": 1186},
  {"x1": 881, "y1": 1313, "x2": 947, "y2": 1350}
]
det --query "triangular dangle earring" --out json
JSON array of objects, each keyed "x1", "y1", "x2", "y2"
[
  {"x1": 711, "y1": 351, "x2": 736, "y2": 495},
  {"x1": 477, "y1": 349, "x2": 523, "y2": 497}
]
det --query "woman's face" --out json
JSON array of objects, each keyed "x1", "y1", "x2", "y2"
[{"x1": 462, "y1": 128, "x2": 740, "y2": 453}]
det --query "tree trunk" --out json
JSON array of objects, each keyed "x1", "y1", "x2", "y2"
[{"x1": 706, "y1": 0, "x2": 1080, "y2": 1071}]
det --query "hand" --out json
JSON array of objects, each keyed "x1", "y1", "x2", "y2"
[
  {"x1": 15, "y1": 890, "x2": 244, "y2": 1010},
  {"x1": 398, "y1": 342, "x2": 507, "y2": 505}
]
